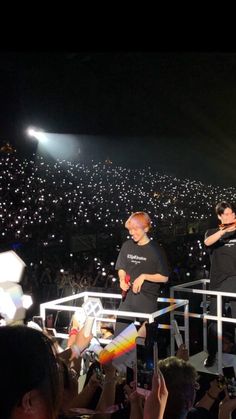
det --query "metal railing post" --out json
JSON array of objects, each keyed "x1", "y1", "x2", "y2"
[
  {"x1": 217, "y1": 293, "x2": 223, "y2": 374},
  {"x1": 170, "y1": 287, "x2": 175, "y2": 356},
  {"x1": 203, "y1": 279, "x2": 208, "y2": 352},
  {"x1": 184, "y1": 301, "x2": 189, "y2": 353}
]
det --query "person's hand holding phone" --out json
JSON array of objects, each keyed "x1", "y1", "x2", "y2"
[
  {"x1": 219, "y1": 389, "x2": 236, "y2": 419},
  {"x1": 176, "y1": 344, "x2": 189, "y2": 361},
  {"x1": 124, "y1": 381, "x2": 145, "y2": 419},
  {"x1": 69, "y1": 326, "x2": 93, "y2": 361},
  {"x1": 144, "y1": 370, "x2": 168, "y2": 419},
  {"x1": 222, "y1": 367, "x2": 236, "y2": 399},
  {"x1": 89, "y1": 371, "x2": 103, "y2": 389},
  {"x1": 136, "y1": 337, "x2": 155, "y2": 396}
]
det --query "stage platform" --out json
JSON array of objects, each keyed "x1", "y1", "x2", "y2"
[
  {"x1": 189, "y1": 350, "x2": 236, "y2": 375},
  {"x1": 40, "y1": 283, "x2": 236, "y2": 375}
]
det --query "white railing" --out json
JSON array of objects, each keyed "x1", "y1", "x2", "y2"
[
  {"x1": 40, "y1": 291, "x2": 189, "y2": 350},
  {"x1": 170, "y1": 279, "x2": 236, "y2": 374}
]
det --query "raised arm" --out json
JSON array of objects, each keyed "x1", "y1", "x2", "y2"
[{"x1": 204, "y1": 225, "x2": 236, "y2": 247}]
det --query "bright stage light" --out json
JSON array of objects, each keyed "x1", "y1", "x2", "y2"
[
  {"x1": 27, "y1": 128, "x2": 80, "y2": 160},
  {"x1": 27, "y1": 127, "x2": 47, "y2": 142},
  {"x1": 27, "y1": 128, "x2": 36, "y2": 137},
  {"x1": 33, "y1": 131, "x2": 47, "y2": 142}
]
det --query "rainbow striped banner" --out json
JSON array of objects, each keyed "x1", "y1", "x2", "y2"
[{"x1": 99, "y1": 323, "x2": 138, "y2": 367}]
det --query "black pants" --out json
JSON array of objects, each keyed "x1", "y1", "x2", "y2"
[
  {"x1": 208, "y1": 276, "x2": 236, "y2": 356},
  {"x1": 114, "y1": 290, "x2": 158, "y2": 337}
]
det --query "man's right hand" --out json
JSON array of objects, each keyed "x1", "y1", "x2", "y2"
[
  {"x1": 221, "y1": 224, "x2": 236, "y2": 234},
  {"x1": 120, "y1": 278, "x2": 131, "y2": 291}
]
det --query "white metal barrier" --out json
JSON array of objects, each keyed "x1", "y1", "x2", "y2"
[
  {"x1": 40, "y1": 291, "x2": 189, "y2": 350},
  {"x1": 170, "y1": 279, "x2": 236, "y2": 374}
]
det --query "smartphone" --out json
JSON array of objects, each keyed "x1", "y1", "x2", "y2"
[
  {"x1": 223, "y1": 367, "x2": 236, "y2": 398},
  {"x1": 45, "y1": 327, "x2": 56, "y2": 337},
  {"x1": 136, "y1": 336, "x2": 158, "y2": 396},
  {"x1": 145, "y1": 321, "x2": 159, "y2": 346},
  {"x1": 126, "y1": 365, "x2": 134, "y2": 386},
  {"x1": 172, "y1": 319, "x2": 183, "y2": 348},
  {"x1": 32, "y1": 316, "x2": 44, "y2": 329}
]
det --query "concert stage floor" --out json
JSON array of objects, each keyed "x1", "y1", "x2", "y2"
[{"x1": 189, "y1": 350, "x2": 236, "y2": 375}]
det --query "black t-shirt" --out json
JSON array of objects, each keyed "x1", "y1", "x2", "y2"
[
  {"x1": 205, "y1": 228, "x2": 236, "y2": 288},
  {"x1": 187, "y1": 406, "x2": 213, "y2": 419},
  {"x1": 115, "y1": 239, "x2": 169, "y2": 295}
]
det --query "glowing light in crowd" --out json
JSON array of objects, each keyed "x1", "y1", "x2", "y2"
[{"x1": 1, "y1": 151, "x2": 234, "y2": 288}]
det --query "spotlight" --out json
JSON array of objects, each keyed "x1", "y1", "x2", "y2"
[
  {"x1": 26, "y1": 127, "x2": 47, "y2": 142},
  {"x1": 33, "y1": 131, "x2": 47, "y2": 142},
  {"x1": 27, "y1": 128, "x2": 36, "y2": 137}
]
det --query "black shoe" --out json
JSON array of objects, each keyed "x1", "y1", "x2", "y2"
[{"x1": 204, "y1": 354, "x2": 216, "y2": 367}]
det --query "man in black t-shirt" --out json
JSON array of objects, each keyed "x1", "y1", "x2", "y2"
[
  {"x1": 114, "y1": 212, "x2": 169, "y2": 336},
  {"x1": 204, "y1": 201, "x2": 236, "y2": 367}
]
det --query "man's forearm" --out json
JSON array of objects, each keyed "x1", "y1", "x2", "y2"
[
  {"x1": 204, "y1": 230, "x2": 224, "y2": 246},
  {"x1": 118, "y1": 269, "x2": 126, "y2": 282},
  {"x1": 143, "y1": 273, "x2": 168, "y2": 283}
]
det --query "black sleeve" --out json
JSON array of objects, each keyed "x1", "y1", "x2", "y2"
[
  {"x1": 187, "y1": 407, "x2": 213, "y2": 419},
  {"x1": 115, "y1": 242, "x2": 128, "y2": 271},
  {"x1": 154, "y1": 243, "x2": 170, "y2": 277}
]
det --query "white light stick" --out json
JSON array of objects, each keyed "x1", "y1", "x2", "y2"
[
  {"x1": 82, "y1": 298, "x2": 103, "y2": 337},
  {"x1": 82, "y1": 298, "x2": 103, "y2": 317},
  {"x1": 83, "y1": 316, "x2": 95, "y2": 337},
  {"x1": 172, "y1": 319, "x2": 183, "y2": 348}
]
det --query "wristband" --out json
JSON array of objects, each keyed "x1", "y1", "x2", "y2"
[{"x1": 69, "y1": 328, "x2": 79, "y2": 337}]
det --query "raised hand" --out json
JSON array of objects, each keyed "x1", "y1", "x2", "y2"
[{"x1": 144, "y1": 371, "x2": 168, "y2": 419}]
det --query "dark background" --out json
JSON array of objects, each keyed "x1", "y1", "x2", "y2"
[{"x1": 1, "y1": 51, "x2": 236, "y2": 186}]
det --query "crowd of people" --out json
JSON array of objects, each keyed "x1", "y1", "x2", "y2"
[
  {"x1": 2, "y1": 151, "x2": 236, "y2": 418},
  {"x1": 0, "y1": 152, "x2": 233, "y2": 303},
  {"x1": 2, "y1": 322, "x2": 236, "y2": 419},
  {"x1": 1, "y1": 153, "x2": 236, "y2": 247}
]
